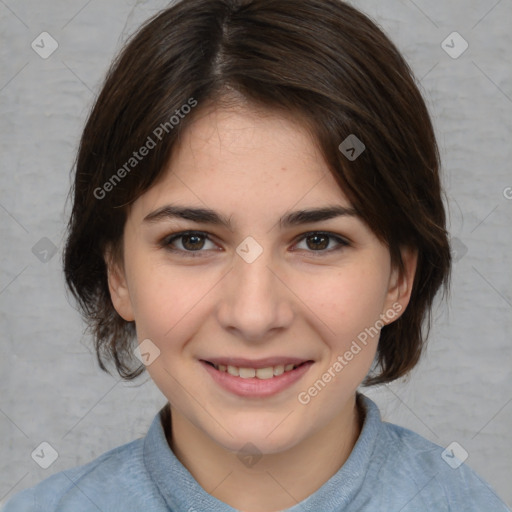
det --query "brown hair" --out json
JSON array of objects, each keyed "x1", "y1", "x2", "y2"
[{"x1": 64, "y1": 0, "x2": 451, "y2": 385}]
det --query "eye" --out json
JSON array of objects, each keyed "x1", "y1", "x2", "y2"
[
  {"x1": 162, "y1": 231, "x2": 217, "y2": 256},
  {"x1": 293, "y1": 232, "x2": 349, "y2": 255},
  {"x1": 161, "y1": 230, "x2": 349, "y2": 258}
]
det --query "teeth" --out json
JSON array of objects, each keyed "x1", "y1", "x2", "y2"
[
  {"x1": 239, "y1": 367, "x2": 256, "y2": 378},
  {"x1": 273, "y1": 365, "x2": 284, "y2": 376},
  {"x1": 255, "y1": 367, "x2": 274, "y2": 379},
  {"x1": 227, "y1": 365, "x2": 239, "y2": 376},
  {"x1": 214, "y1": 362, "x2": 301, "y2": 379}
]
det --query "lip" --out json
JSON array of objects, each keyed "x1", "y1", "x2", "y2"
[
  {"x1": 200, "y1": 359, "x2": 314, "y2": 398},
  {"x1": 203, "y1": 356, "x2": 308, "y2": 369}
]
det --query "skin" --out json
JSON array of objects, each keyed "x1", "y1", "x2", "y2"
[{"x1": 107, "y1": 103, "x2": 417, "y2": 512}]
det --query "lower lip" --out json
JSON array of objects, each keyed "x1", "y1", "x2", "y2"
[{"x1": 201, "y1": 361, "x2": 313, "y2": 398}]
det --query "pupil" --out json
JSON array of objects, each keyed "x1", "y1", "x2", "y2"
[
  {"x1": 307, "y1": 234, "x2": 328, "y2": 250},
  {"x1": 183, "y1": 234, "x2": 204, "y2": 250}
]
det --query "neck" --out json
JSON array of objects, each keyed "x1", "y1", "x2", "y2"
[{"x1": 165, "y1": 394, "x2": 363, "y2": 512}]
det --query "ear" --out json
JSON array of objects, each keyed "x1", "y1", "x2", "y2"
[
  {"x1": 382, "y1": 246, "x2": 418, "y2": 323},
  {"x1": 105, "y1": 248, "x2": 135, "y2": 322}
]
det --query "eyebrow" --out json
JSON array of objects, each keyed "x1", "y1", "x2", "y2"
[{"x1": 143, "y1": 204, "x2": 359, "y2": 229}]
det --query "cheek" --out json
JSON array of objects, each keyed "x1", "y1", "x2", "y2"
[
  {"x1": 296, "y1": 264, "x2": 390, "y2": 341},
  {"x1": 127, "y1": 261, "x2": 215, "y2": 345}
]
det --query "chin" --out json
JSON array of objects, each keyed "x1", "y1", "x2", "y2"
[{"x1": 210, "y1": 415, "x2": 307, "y2": 455}]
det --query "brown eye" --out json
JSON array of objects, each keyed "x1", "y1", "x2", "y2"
[
  {"x1": 294, "y1": 232, "x2": 349, "y2": 254},
  {"x1": 180, "y1": 233, "x2": 206, "y2": 251},
  {"x1": 305, "y1": 234, "x2": 330, "y2": 250},
  {"x1": 163, "y1": 231, "x2": 217, "y2": 255}
]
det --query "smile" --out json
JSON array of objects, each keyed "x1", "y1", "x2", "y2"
[
  {"x1": 206, "y1": 361, "x2": 305, "y2": 379},
  {"x1": 200, "y1": 358, "x2": 314, "y2": 398}
]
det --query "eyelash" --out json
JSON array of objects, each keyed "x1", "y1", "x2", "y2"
[{"x1": 160, "y1": 230, "x2": 350, "y2": 258}]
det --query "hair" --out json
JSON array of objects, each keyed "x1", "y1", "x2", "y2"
[{"x1": 63, "y1": 0, "x2": 451, "y2": 385}]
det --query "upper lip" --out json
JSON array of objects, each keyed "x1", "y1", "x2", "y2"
[{"x1": 201, "y1": 357, "x2": 312, "y2": 369}]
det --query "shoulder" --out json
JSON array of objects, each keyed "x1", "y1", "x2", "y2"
[
  {"x1": 1, "y1": 437, "x2": 165, "y2": 512},
  {"x1": 373, "y1": 416, "x2": 510, "y2": 511}
]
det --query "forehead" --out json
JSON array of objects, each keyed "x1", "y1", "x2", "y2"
[{"x1": 132, "y1": 104, "x2": 353, "y2": 220}]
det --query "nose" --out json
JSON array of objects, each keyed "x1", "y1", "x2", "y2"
[{"x1": 216, "y1": 248, "x2": 294, "y2": 343}]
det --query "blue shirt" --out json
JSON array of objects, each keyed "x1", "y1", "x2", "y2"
[{"x1": 3, "y1": 394, "x2": 509, "y2": 511}]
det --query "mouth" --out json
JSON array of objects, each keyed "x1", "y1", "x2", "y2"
[
  {"x1": 199, "y1": 357, "x2": 314, "y2": 397},
  {"x1": 201, "y1": 359, "x2": 310, "y2": 379}
]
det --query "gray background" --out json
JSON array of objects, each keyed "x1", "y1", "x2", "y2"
[{"x1": 1, "y1": 0, "x2": 511, "y2": 508}]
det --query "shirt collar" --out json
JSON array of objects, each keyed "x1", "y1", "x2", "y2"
[{"x1": 143, "y1": 393, "x2": 382, "y2": 512}]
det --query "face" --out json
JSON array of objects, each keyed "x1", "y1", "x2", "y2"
[{"x1": 108, "y1": 104, "x2": 416, "y2": 455}]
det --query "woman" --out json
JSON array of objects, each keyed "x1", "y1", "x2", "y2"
[{"x1": 4, "y1": 0, "x2": 509, "y2": 510}]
